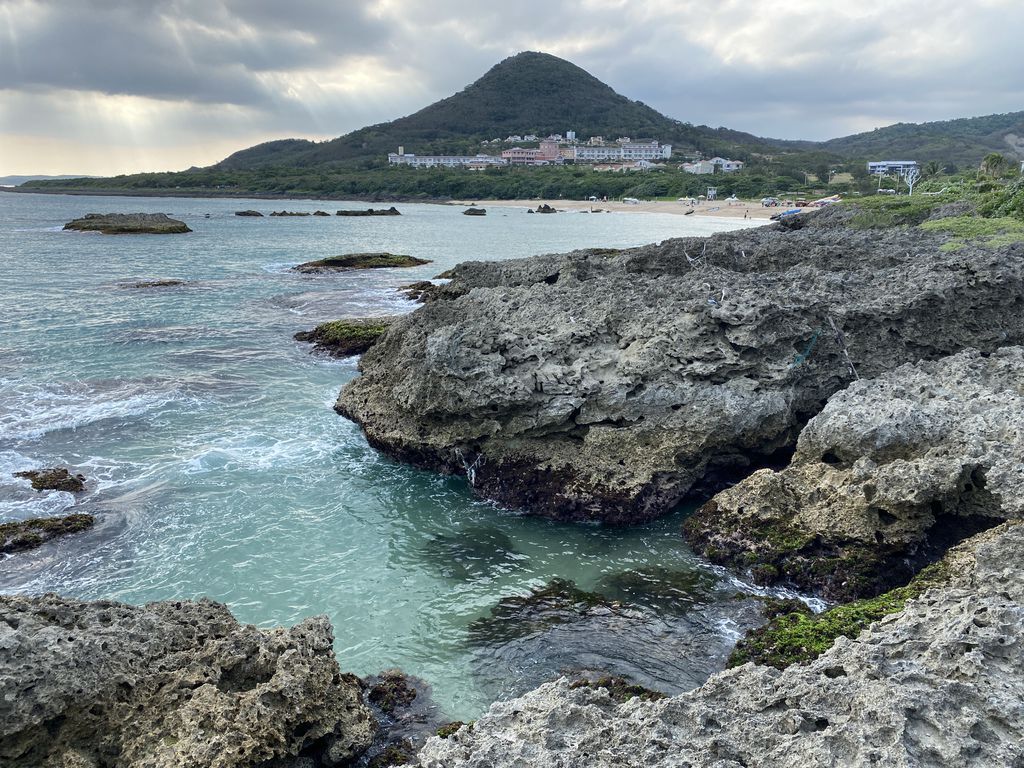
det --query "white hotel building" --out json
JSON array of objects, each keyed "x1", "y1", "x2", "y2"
[
  {"x1": 387, "y1": 148, "x2": 506, "y2": 168},
  {"x1": 574, "y1": 140, "x2": 672, "y2": 163}
]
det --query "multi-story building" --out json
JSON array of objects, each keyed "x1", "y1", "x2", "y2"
[
  {"x1": 867, "y1": 160, "x2": 919, "y2": 175},
  {"x1": 576, "y1": 140, "x2": 671, "y2": 163},
  {"x1": 388, "y1": 150, "x2": 506, "y2": 168},
  {"x1": 682, "y1": 160, "x2": 716, "y2": 174},
  {"x1": 501, "y1": 141, "x2": 564, "y2": 165}
]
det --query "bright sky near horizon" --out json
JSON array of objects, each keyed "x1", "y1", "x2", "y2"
[{"x1": 1, "y1": 0, "x2": 1022, "y2": 176}]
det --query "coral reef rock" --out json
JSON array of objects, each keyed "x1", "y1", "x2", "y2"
[
  {"x1": 685, "y1": 346, "x2": 1023, "y2": 598},
  {"x1": 415, "y1": 523, "x2": 1024, "y2": 768},
  {"x1": 338, "y1": 209, "x2": 1024, "y2": 523},
  {"x1": 0, "y1": 595, "x2": 374, "y2": 767}
]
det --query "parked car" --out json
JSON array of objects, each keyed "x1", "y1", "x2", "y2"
[{"x1": 760, "y1": 197, "x2": 780, "y2": 207}]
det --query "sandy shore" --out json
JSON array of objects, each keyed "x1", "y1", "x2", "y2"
[{"x1": 450, "y1": 198, "x2": 780, "y2": 220}]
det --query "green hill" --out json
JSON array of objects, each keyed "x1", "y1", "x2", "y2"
[
  {"x1": 819, "y1": 112, "x2": 1024, "y2": 166},
  {"x1": 216, "y1": 52, "x2": 774, "y2": 169}
]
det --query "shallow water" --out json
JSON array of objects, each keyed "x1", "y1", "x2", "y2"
[{"x1": 0, "y1": 191, "x2": 769, "y2": 719}]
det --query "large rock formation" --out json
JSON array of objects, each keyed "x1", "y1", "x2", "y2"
[
  {"x1": 337, "y1": 209, "x2": 1024, "y2": 523},
  {"x1": 414, "y1": 522, "x2": 1024, "y2": 768},
  {"x1": 0, "y1": 596, "x2": 374, "y2": 767},
  {"x1": 63, "y1": 213, "x2": 191, "y2": 234},
  {"x1": 684, "y1": 346, "x2": 1023, "y2": 599},
  {"x1": 293, "y1": 253, "x2": 430, "y2": 274}
]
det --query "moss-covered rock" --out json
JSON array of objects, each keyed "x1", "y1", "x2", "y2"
[
  {"x1": 367, "y1": 670, "x2": 417, "y2": 714},
  {"x1": 729, "y1": 560, "x2": 951, "y2": 669},
  {"x1": 0, "y1": 514, "x2": 95, "y2": 554},
  {"x1": 294, "y1": 317, "x2": 395, "y2": 357},
  {"x1": 293, "y1": 252, "x2": 430, "y2": 273},
  {"x1": 15, "y1": 467, "x2": 86, "y2": 492},
  {"x1": 435, "y1": 721, "x2": 466, "y2": 739},
  {"x1": 63, "y1": 213, "x2": 191, "y2": 234}
]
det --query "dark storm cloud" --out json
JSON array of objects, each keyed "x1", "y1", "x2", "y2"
[
  {"x1": 2, "y1": 0, "x2": 1023, "y2": 175},
  {"x1": 0, "y1": 0, "x2": 390, "y2": 107}
]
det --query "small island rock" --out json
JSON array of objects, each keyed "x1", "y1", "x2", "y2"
[
  {"x1": 293, "y1": 253, "x2": 431, "y2": 274},
  {"x1": 63, "y1": 213, "x2": 191, "y2": 234}
]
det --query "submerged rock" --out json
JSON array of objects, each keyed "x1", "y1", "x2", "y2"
[
  {"x1": 399, "y1": 280, "x2": 441, "y2": 303},
  {"x1": 293, "y1": 253, "x2": 431, "y2": 273},
  {"x1": 337, "y1": 207, "x2": 401, "y2": 216},
  {"x1": 122, "y1": 278, "x2": 187, "y2": 289},
  {"x1": 294, "y1": 317, "x2": 396, "y2": 357},
  {"x1": 63, "y1": 213, "x2": 191, "y2": 234},
  {"x1": 0, "y1": 595, "x2": 374, "y2": 767},
  {"x1": 361, "y1": 670, "x2": 445, "y2": 768},
  {"x1": 465, "y1": 577, "x2": 763, "y2": 704},
  {"x1": 416, "y1": 522, "x2": 1024, "y2": 767},
  {"x1": 14, "y1": 467, "x2": 86, "y2": 492},
  {"x1": 313, "y1": 210, "x2": 331, "y2": 216},
  {"x1": 337, "y1": 208, "x2": 1024, "y2": 524},
  {"x1": 270, "y1": 210, "x2": 312, "y2": 216},
  {"x1": 235, "y1": 209, "x2": 264, "y2": 216},
  {"x1": 684, "y1": 347, "x2": 1023, "y2": 599},
  {"x1": 0, "y1": 513, "x2": 94, "y2": 554},
  {"x1": 463, "y1": 207, "x2": 486, "y2": 216}
]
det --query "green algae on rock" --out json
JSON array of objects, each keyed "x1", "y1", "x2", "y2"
[
  {"x1": 0, "y1": 513, "x2": 95, "y2": 554},
  {"x1": 728, "y1": 557, "x2": 953, "y2": 669},
  {"x1": 292, "y1": 252, "x2": 431, "y2": 273},
  {"x1": 14, "y1": 467, "x2": 86, "y2": 492},
  {"x1": 63, "y1": 213, "x2": 191, "y2": 234},
  {"x1": 294, "y1": 317, "x2": 395, "y2": 357}
]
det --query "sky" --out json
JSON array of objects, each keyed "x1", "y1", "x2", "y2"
[{"x1": 1, "y1": 0, "x2": 1022, "y2": 176}]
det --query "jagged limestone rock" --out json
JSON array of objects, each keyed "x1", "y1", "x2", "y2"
[
  {"x1": 414, "y1": 523, "x2": 1024, "y2": 768},
  {"x1": 338, "y1": 209, "x2": 1024, "y2": 523},
  {"x1": 685, "y1": 347, "x2": 1024, "y2": 598},
  {"x1": 0, "y1": 596, "x2": 374, "y2": 767}
]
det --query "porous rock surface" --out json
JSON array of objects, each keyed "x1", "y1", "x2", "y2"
[
  {"x1": 338, "y1": 209, "x2": 1024, "y2": 523},
  {"x1": 685, "y1": 346, "x2": 1024, "y2": 598},
  {"x1": 0, "y1": 595, "x2": 374, "y2": 767},
  {"x1": 414, "y1": 523, "x2": 1024, "y2": 768}
]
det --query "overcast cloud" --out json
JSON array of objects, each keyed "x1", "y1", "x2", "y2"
[{"x1": 1, "y1": 0, "x2": 1022, "y2": 175}]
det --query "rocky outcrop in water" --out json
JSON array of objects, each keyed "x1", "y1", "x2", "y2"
[
  {"x1": 294, "y1": 253, "x2": 431, "y2": 274},
  {"x1": 462, "y1": 208, "x2": 486, "y2": 216},
  {"x1": 270, "y1": 211, "x2": 312, "y2": 216},
  {"x1": 295, "y1": 317, "x2": 397, "y2": 358},
  {"x1": 337, "y1": 208, "x2": 1024, "y2": 523},
  {"x1": 414, "y1": 522, "x2": 1024, "y2": 768},
  {"x1": 0, "y1": 513, "x2": 94, "y2": 554},
  {"x1": 235, "y1": 210, "x2": 264, "y2": 216},
  {"x1": 14, "y1": 467, "x2": 86, "y2": 492},
  {"x1": 63, "y1": 213, "x2": 191, "y2": 234},
  {"x1": 684, "y1": 347, "x2": 1023, "y2": 599},
  {"x1": 337, "y1": 207, "x2": 401, "y2": 216},
  {"x1": 0, "y1": 595, "x2": 374, "y2": 767}
]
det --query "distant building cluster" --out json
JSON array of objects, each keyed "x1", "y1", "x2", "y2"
[
  {"x1": 387, "y1": 131, "x2": 674, "y2": 169},
  {"x1": 681, "y1": 157, "x2": 744, "y2": 174}
]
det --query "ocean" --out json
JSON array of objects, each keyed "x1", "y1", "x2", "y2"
[{"x1": 0, "y1": 191, "x2": 773, "y2": 719}]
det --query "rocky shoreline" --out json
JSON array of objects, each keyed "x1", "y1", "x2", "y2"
[
  {"x1": 4, "y1": 199, "x2": 1023, "y2": 766},
  {"x1": 337, "y1": 206, "x2": 1024, "y2": 526}
]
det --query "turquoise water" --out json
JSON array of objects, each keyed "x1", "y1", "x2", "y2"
[{"x1": 0, "y1": 192, "x2": 769, "y2": 718}]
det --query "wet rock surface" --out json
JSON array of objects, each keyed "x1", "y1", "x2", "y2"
[
  {"x1": 462, "y1": 207, "x2": 486, "y2": 216},
  {"x1": 415, "y1": 523, "x2": 1024, "y2": 768},
  {"x1": 684, "y1": 347, "x2": 1023, "y2": 598},
  {"x1": 338, "y1": 208, "x2": 1024, "y2": 523},
  {"x1": 0, "y1": 513, "x2": 95, "y2": 554},
  {"x1": 0, "y1": 595, "x2": 374, "y2": 767},
  {"x1": 122, "y1": 278, "x2": 188, "y2": 289},
  {"x1": 63, "y1": 213, "x2": 192, "y2": 234},
  {"x1": 235, "y1": 209, "x2": 264, "y2": 216},
  {"x1": 294, "y1": 253, "x2": 431, "y2": 274},
  {"x1": 14, "y1": 466, "x2": 86, "y2": 492}
]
